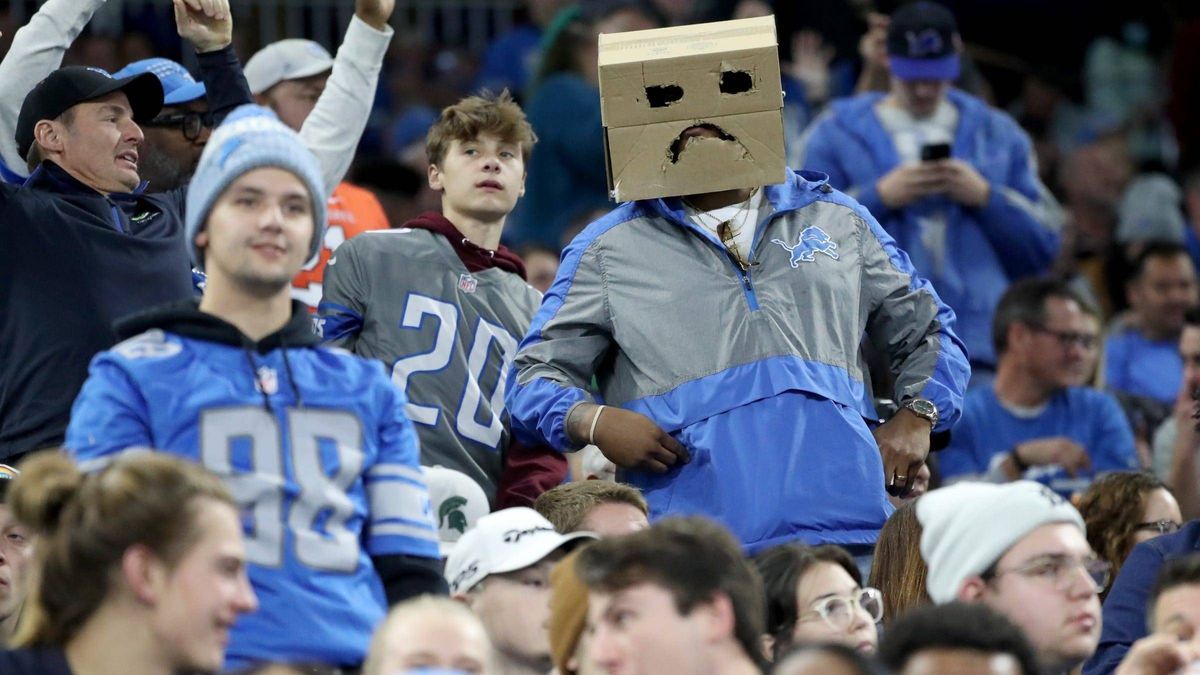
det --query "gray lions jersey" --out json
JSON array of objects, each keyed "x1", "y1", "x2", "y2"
[{"x1": 318, "y1": 228, "x2": 542, "y2": 500}]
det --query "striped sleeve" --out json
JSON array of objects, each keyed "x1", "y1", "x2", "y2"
[{"x1": 363, "y1": 368, "x2": 439, "y2": 558}]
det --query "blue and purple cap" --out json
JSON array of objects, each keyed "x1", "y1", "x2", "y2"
[
  {"x1": 0, "y1": 464, "x2": 18, "y2": 502},
  {"x1": 886, "y1": 1, "x2": 961, "y2": 82},
  {"x1": 114, "y1": 58, "x2": 206, "y2": 106}
]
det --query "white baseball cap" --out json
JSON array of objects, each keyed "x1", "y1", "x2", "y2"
[
  {"x1": 244, "y1": 39, "x2": 334, "y2": 95},
  {"x1": 424, "y1": 466, "x2": 490, "y2": 558},
  {"x1": 444, "y1": 507, "x2": 597, "y2": 595}
]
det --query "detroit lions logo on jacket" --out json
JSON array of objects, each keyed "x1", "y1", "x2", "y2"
[{"x1": 772, "y1": 226, "x2": 839, "y2": 267}]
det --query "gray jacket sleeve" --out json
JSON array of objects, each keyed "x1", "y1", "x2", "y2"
[
  {"x1": 0, "y1": 0, "x2": 108, "y2": 179},
  {"x1": 507, "y1": 242, "x2": 615, "y2": 452},
  {"x1": 299, "y1": 15, "x2": 393, "y2": 197},
  {"x1": 857, "y1": 205, "x2": 970, "y2": 431}
]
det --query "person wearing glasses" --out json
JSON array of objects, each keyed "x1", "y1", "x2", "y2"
[
  {"x1": 752, "y1": 543, "x2": 882, "y2": 659},
  {"x1": 919, "y1": 480, "x2": 1106, "y2": 675},
  {"x1": 111, "y1": 58, "x2": 211, "y2": 193},
  {"x1": 938, "y1": 278, "x2": 1138, "y2": 497},
  {"x1": 1078, "y1": 471, "x2": 1183, "y2": 597}
]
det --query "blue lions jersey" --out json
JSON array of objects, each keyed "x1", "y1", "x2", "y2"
[{"x1": 66, "y1": 326, "x2": 440, "y2": 669}]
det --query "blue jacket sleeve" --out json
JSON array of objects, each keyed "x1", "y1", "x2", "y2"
[
  {"x1": 64, "y1": 356, "x2": 153, "y2": 461},
  {"x1": 970, "y1": 121, "x2": 1061, "y2": 278},
  {"x1": 362, "y1": 365, "x2": 440, "y2": 560},
  {"x1": 506, "y1": 233, "x2": 613, "y2": 451},
  {"x1": 857, "y1": 201, "x2": 970, "y2": 431},
  {"x1": 1084, "y1": 541, "x2": 1166, "y2": 675}
]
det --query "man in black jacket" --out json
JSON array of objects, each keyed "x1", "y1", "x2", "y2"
[{"x1": 0, "y1": 1, "x2": 249, "y2": 463}]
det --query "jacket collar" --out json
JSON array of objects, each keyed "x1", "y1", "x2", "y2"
[
  {"x1": 643, "y1": 168, "x2": 832, "y2": 232},
  {"x1": 23, "y1": 160, "x2": 149, "y2": 199},
  {"x1": 115, "y1": 298, "x2": 320, "y2": 354}
]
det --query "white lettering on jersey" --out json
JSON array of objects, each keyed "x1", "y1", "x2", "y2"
[{"x1": 112, "y1": 330, "x2": 183, "y2": 360}]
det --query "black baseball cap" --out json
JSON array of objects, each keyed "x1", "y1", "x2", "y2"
[
  {"x1": 16, "y1": 66, "x2": 164, "y2": 160},
  {"x1": 886, "y1": 1, "x2": 961, "y2": 81}
]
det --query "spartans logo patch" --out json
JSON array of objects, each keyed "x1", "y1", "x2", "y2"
[{"x1": 439, "y1": 496, "x2": 469, "y2": 533}]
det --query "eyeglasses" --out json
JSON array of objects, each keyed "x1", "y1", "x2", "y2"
[
  {"x1": 142, "y1": 111, "x2": 210, "y2": 141},
  {"x1": 1028, "y1": 325, "x2": 1098, "y2": 350},
  {"x1": 1135, "y1": 519, "x2": 1182, "y2": 535},
  {"x1": 986, "y1": 554, "x2": 1111, "y2": 594},
  {"x1": 797, "y1": 587, "x2": 884, "y2": 631}
]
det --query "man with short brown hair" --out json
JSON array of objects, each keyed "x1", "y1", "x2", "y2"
[
  {"x1": 534, "y1": 480, "x2": 648, "y2": 535},
  {"x1": 579, "y1": 516, "x2": 765, "y2": 675}
]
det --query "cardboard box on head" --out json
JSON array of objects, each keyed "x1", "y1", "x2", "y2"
[{"x1": 598, "y1": 15, "x2": 786, "y2": 203}]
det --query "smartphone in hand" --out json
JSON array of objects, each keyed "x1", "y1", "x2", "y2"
[{"x1": 920, "y1": 142, "x2": 951, "y2": 161}]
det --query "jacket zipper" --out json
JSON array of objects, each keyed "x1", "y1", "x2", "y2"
[
  {"x1": 730, "y1": 254, "x2": 759, "y2": 310},
  {"x1": 107, "y1": 200, "x2": 125, "y2": 234}
]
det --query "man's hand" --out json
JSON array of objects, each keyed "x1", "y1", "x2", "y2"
[
  {"x1": 1013, "y1": 437, "x2": 1092, "y2": 476},
  {"x1": 174, "y1": 0, "x2": 232, "y2": 53},
  {"x1": 938, "y1": 159, "x2": 991, "y2": 207},
  {"x1": 1115, "y1": 633, "x2": 1200, "y2": 675},
  {"x1": 355, "y1": 0, "x2": 396, "y2": 31},
  {"x1": 569, "y1": 404, "x2": 689, "y2": 474},
  {"x1": 873, "y1": 408, "x2": 932, "y2": 495},
  {"x1": 875, "y1": 163, "x2": 947, "y2": 209}
]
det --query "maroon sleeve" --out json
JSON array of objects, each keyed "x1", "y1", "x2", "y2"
[{"x1": 496, "y1": 438, "x2": 568, "y2": 509}]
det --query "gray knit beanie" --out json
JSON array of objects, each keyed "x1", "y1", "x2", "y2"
[{"x1": 184, "y1": 104, "x2": 326, "y2": 270}]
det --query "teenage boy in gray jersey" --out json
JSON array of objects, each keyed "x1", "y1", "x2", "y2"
[{"x1": 319, "y1": 92, "x2": 564, "y2": 504}]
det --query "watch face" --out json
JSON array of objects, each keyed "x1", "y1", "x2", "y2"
[{"x1": 908, "y1": 399, "x2": 936, "y2": 418}]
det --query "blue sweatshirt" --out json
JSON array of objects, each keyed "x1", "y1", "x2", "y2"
[
  {"x1": 940, "y1": 385, "x2": 1138, "y2": 495},
  {"x1": 1084, "y1": 521, "x2": 1200, "y2": 674},
  {"x1": 799, "y1": 89, "x2": 1061, "y2": 367}
]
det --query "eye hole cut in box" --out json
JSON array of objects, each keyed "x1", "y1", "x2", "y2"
[
  {"x1": 598, "y1": 15, "x2": 786, "y2": 201},
  {"x1": 644, "y1": 69, "x2": 755, "y2": 108}
]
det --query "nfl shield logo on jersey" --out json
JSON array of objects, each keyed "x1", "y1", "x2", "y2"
[
  {"x1": 458, "y1": 274, "x2": 478, "y2": 294},
  {"x1": 255, "y1": 366, "x2": 279, "y2": 395}
]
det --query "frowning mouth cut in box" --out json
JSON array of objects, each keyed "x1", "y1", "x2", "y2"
[{"x1": 598, "y1": 15, "x2": 787, "y2": 202}]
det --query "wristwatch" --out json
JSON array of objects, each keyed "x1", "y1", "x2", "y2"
[{"x1": 901, "y1": 398, "x2": 939, "y2": 430}]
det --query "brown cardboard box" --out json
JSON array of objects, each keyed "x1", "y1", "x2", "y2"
[{"x1": 598, "y1": 15, "x2": 786, "y2": 202}]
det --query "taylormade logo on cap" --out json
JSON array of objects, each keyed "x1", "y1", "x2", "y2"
[{"x1": 443, "y1": 507, "x2": 597, "y2": 595}]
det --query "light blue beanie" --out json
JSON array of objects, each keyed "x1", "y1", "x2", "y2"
[{"x1": 185, "y1": 104, "x2": 326, "y2": 270}]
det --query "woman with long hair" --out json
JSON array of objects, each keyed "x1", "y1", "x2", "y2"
[
  {"x1": 867, "y1": 500, "x2": 930, "y2": 626},
  {"x1": 1078, "y1": 471, "x2": 1182, "y2": 591},
  {"x1": 0, "y1": 451, "x2": 257, "y2": 674}
]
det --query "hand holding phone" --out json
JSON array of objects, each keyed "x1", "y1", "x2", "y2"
[{"x1": 920, "y1": 142, "x2": 952, "y2": 162}]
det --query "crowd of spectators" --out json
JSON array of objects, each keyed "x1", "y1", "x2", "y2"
[{"x1": 1, "y1": 0, "x2": 1200, "y2": 673}]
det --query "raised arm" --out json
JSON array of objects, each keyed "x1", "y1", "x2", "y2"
[
  {"x1": 300, "y1": 0, "x2": 395, "y2": 196},
  {"x1": 0, "y1": 0, "x2": 110, "y2": 182}
]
